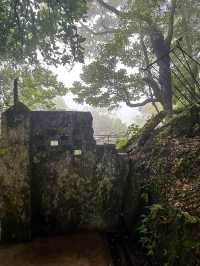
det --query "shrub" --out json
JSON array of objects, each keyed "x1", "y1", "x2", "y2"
[{"x1": 138, "y1": 204, "x2": 200, "y2": 266}]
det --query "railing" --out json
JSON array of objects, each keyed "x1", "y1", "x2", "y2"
[{"x1": 94, "y1": 134, "x2": 125, "y2": 145}]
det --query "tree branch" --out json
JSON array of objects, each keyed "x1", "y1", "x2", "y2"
[
  {"x1": 140, "y1": 33, "x2": 150, "y2": 66},
  {"x1": 96, "y1": 0, "x2": 122, "y2": 16},
  {"x1": 166, "y1": 0, "x2": 177, "y2": 46},
  {"x1": 96, "y1": 0, "x2": 160, "y2": 34},
  {"x1": 139, "y1": 34, "x2": 160, "y2": 113},
  {"x1": 125, "y1": 97, "x2": 159, "y2": 108},
  {"x1": 80, "y1": 22, "x2": 116, "y2": 36},
  {"x1": 143, "y1": 76, "x2": 162, "y2": 99},
  {"x1": 125, "y1": 111, "x2": 166, "y2": 152},
  {"x1": 137, "y1": 110, "x2": 166, "y2": 146}
]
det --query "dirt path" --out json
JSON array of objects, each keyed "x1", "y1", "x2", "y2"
[{"x1": 0, "y1": 232, "x2": 111, "y2": 266}]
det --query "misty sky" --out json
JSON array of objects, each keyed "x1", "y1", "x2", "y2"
[{"x1": 51, "y1": 64, "x2": 140, "y2": 125}]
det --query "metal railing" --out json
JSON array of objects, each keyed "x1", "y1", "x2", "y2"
[{"x1": 94, "y1": 134, "x2": 125, "y2": 145}]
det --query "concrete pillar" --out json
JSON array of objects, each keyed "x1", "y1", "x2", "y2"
[{"x1": 0, "y1": 102, "x2": 31, "y2": 242}]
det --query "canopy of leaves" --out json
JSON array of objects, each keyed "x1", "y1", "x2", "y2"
[
  {"x1": 0, "y1": 0, "x2": 87, "y2": 66},
  {"x1": 72, "y1": 53, "x2": 145, "y2": 109},
  {"x1": 0, "y1": 65, "x2": 67, "y2": 110},
  {"x1": 71, "y1": 0, "x2": 200, "y2": 112}
]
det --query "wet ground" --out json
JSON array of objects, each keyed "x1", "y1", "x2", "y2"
[{"x1": 0, "y1": 232, "x2": 111, "y2": 266}]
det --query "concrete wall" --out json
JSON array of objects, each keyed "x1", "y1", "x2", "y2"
[
  {"x1": 0, "y1": 102, "x2": 31, "y2": 242},
  {"x1": 30, "y1": 111, "x2": 96, "y2": 154},
  {"x1": 31, "y1": 145, "x2": 128, "y2": 235},
  {"x1": 0, "y1": 103, "x2": 129, "y2": 241}
]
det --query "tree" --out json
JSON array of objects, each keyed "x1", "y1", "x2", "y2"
[
  {"x1": 0, "y1": 65, "x2": 67, "y2": 110},
  {"x1": 0, "y1": 0, "x2": 87, "y2": 66},
  {"x1": 71, "y1": 0, "x2": 200, "y2": 115}
]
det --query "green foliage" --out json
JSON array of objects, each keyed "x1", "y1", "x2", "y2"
[
  {"x1": 0, "y1": 0, "x2": 87, "y2": 65},
  {"x1": 157, "y1": 106, "x2": 200, "y2": 138},
  {"x1": 116, "y1": 137, "x2": 128, "y2": 150},
  {"x1": 71, "y1": 39, "x2": 146, "y2": 109},
  {"x1": 170, "y1": 152, "x2": 200, "y2": 181},
  {"x1": 115, "y1": 123, "x2": 142, "y2": 149},
  {"x1": 127, "y1": 123, "x2": 142, "y2": 141},
  {"x1": 131, "y1": 106, "x2": 200, "y2": 265},
  {"x1": 71, "y1": 0, "x2": 200, "y2": 113},
  {"x1": 138, "y1": 204, "x2": 200, "y2": 266},
  {"x1": 0, "y1": 147, "x2": 8, "y2": 157},
  {"x1": 0, "y1": 65, "x2": 67, "y2": 110}
]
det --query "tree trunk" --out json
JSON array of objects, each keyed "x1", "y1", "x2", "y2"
[
  {"x1": 125, "y1": 111, "x2": 166, "y2": 152},
  {"x1": 150, "y1": 31, "x2": 172, "y2": 114}
]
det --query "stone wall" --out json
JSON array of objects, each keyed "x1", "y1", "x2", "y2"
[
  {"x1": 31, "y1": 145, "x2": 128, "y2": 235},
  {"x1": 0, "y1": 103, "x2": 129, "y2": 241},
  {"x1": 0, "y1": 102, "x2": 31, "y2": 242},
  {"x1": 30, "y1": 111, "x2": 96, "y2": 154}
]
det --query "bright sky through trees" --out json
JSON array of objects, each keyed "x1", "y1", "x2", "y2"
[{"x1": 50, "y1": 63, "x2": 140, "y2": 125}]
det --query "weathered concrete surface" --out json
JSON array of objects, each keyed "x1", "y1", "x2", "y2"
[
  {"x1": 122, "y1": 161, "x2": 141, "y2": 231},
  {"x1": 30, "y1": 110, "x2": 128, "y2": 233},
  {"x1": 0, "y1": 233, "x2": 111, "y2": 266},
  {"x1": 0, "y1": 102, "x2": 129, "y2": 242},
  {"x1": 31, "y1": 145, "x2": 128, "y2": 234},
  {"x1": 0, "y1": 102, "x2": 31, "y2": 242},
  {"x1": 31, "y1": 111, "x2": 96, "y2": 153}
]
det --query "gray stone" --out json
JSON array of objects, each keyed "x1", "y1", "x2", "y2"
[
  {"x1": 0, "y1": 102, "x2": 31, "y2": 242},
  {"x1": 0, "y1": 102, "x2": 129, "y2": 242}
]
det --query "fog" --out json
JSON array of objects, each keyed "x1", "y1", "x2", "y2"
[{"x1": 51, "y1": 64, "x2": 141, "y2": 126}]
